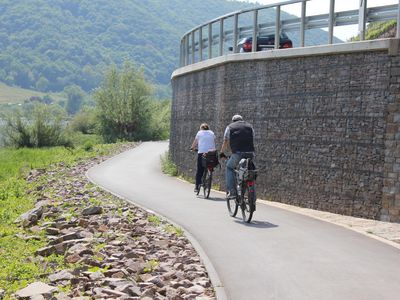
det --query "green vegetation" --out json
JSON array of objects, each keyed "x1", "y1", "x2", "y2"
[
  {"x1": 147, "y1": 215, "x2": 162, "y2": 226},
  {"x1": 2, "y1": 104, "x2": 71, "y2": 148},
  {"x1": 0, "y1": 0, "x2": 256, "y2": 96},
  {"x1": 1, "y1": 63, "x2": 170, "y2": 147},
  {"x1": 143, "y1": 259, "x2": 159, "y2": 273},
  {"x1": 160, "y1": 151, "x2": 178, "y2": 177},
  {"x1": 0, "y1": 82, "x2": 65, "y2": 105},
  {"x1": 64, "y1": 85, "x2": 85, "y2": 116},
  {"x1": 94, "y1": 63, "x2": 170, "y2": 142},
  {"x1": 350, "y1": 20, "x2": 397, "y2": 41},
  {"x1": 69, "y1": 107, "x2": 98, "y2": 135},
  {"x1": 164, "y1": 224, "x2": 184, "y2": 237},
  {"x1": 0, "y1": 143, "x2": 118, "y2": 293}
]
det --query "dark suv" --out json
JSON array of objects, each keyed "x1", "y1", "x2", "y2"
[{"x1": 235, "y1": 32, "x2": 293, "y2": 52}]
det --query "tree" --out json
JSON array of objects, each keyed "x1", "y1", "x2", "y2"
[
  {"x1": 64, "y1": 84, "x2": 85, "y2": 115},
  {"x1": 36, "y1": 76, "x2": 49, "y2": 91},
  {"x1": 94, "y1": 62, "x2": 153, "y2": 142}
]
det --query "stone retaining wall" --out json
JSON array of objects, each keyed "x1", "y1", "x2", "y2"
[{"x1": 170, "y1": 39, "x2": 400, "y2": 222}]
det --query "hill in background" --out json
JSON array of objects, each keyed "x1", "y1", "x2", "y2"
[{"x1": 0, "y1": 0, "x2": 342, "y2": 98}]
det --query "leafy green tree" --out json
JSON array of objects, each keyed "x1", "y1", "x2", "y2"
[
  {"x1": 64, "y1": 85, "x2": 85, "y2": 115},
  {"x1": 94, "y1": 62, "x2": 153, "y2": 142},
  {"x1": 36, "y1": 76, "x2": 49, "y2": 91},
  {"x1": 149, "y1": 99, "x2": 171, "y2": 140}
]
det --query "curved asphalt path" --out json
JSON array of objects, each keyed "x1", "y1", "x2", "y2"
[{"x1": 87, "y1": 141, "x2": 400, "y2": 300}]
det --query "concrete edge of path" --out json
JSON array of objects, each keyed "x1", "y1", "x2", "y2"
[
  {"x1": 258, "y1": 199, "x2": 400, "y2": 251},
  {"x1": 86, "y1": 167, "x2": 227, "y2": 300}
]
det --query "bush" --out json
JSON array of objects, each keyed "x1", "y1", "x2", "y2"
[
  {"x1": 2, "y1": 103, "x2": 72, "y2": 148},
  {"x1": 83, "y1": 141, "x2": 94, "y2": 151},
  {"x1": 68, "y1": 132, "x2": 103, "y2": 148},
  {"x1": 69, "y1": 107, "x2": 98, "y2": 134}
]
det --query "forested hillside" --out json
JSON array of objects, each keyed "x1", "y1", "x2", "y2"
[{"x1": 0, "y1": 0, "x2": 340, "y2": 97}]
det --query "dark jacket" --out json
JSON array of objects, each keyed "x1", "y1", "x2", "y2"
[{"x1": 228, "y1": 120, "x2": 255, "y2": 153}]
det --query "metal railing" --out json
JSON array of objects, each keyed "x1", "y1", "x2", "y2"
[{"x1": 179, "y1": 0, "x2": 400, "y2": 67}]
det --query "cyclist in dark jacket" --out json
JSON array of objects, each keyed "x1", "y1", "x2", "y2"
[{"x1": 220, "y1": 114, "x2": 255, "y2": 198}]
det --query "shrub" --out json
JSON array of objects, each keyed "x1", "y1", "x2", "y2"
[
  {"x1": 160, "y1": 151, "x2": 178, "y2": 176},
  {"x1": 83, "y1": 141, "x2": 94, "y2": 151},
  {"x1": 2, "y1": 103, "x2": 71, "y2": 148},
  {"x1": 69, "y1": 107, "x2": 98, "y2": 134}
]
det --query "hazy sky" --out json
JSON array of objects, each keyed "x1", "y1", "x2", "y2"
[{"x1": 240, "y1": 0, "x2": 398, "y2": 41}]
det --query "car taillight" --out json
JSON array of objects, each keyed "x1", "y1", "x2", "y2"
[
  {"x1": 243, "y1": 41, "x2": 252, "y2": 51},
  {"x1": 281, "y1": 41, "x2": 292, "y2": 49}
]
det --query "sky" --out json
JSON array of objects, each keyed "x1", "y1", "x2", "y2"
[{"x1": 239, "y1": 0, "x2": 398, "y2": 41}]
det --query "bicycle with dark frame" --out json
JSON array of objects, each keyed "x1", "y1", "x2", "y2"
[
  {"x1": 192, "y1": 150, "x2": 219, "y2": 199},
  {"x1": 221, "y1": 153, "x2": 257, "y2": 223}
]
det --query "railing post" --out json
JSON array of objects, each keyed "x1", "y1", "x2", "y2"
[
  {"x1": 185, "y1": 35, "x2": 190, "y2": 66},
  {"x1": 252, "y1": 9, "x2": 258, "y2": 52},
  {"x1": 397, "y1": 0, "x2": 400, "y2": 38},
  {"x1": 219, "y1": 18, "x2": 224, "y2": 56},
  {"x1": 233, "y1": 13, "x2": 238, "y2": 53},
  {"x1": 300, "y1": 0, "x2": 306, "y2": 47},
  {"x1": 191, "y1": 31, "x2": 195, "y2": 64},
  {"x1": 199, "y1": 27, "x2": 203, "y2": 61},
  {"x1": 359, "y1": 0, "x2": 367, "y2": 41},
  {"x1": 182, "y1": 36, "x2": 186, "y2": 66},
  {"x1": 179, "y1": 39, "x2": 183, "y2": 67},
  {"x1": 275, "y1": 6, "x2": 281, "y2": 49},
  {"x1": 328, "y1": 0, "x2": 335, "y2": 44},
  {"x1": 208, "y1": 23, "x2": 212, "y2": 59}
]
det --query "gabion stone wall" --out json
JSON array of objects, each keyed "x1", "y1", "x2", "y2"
[{"x1": 171, "y1": 43, "x2": 400, "y2": 222}]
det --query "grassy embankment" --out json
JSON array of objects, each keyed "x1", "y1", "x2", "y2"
[
  {"x1": 0, "y1": 143, "x2": 117, "y2": 294},
  {"x1": 0, "y1": 82, "x2": 64, "y2": 105}
]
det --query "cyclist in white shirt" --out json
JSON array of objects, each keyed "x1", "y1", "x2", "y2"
[{"x1": 190, "y1": 123, "x2": 216, "y2": 193}]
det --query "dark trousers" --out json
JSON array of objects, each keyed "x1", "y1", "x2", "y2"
[{"x1": 195, "y1": 153, "x2": 205, "y2": 188}]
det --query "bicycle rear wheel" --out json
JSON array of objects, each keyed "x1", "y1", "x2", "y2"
[
  {"x1": 241, "y1": 185, "x2": 255, "y2": 223},
  {"x1": 203, "y1": 170, "x2": 212, "y2": 199}
]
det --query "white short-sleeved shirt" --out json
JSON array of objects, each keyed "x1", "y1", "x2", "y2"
[{"x1": 195, "y1": 130, "x2": 216, "y2": 154}]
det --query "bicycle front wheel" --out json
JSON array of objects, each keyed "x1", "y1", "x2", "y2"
[
  {"x1": 203, "y1": 170, "x2": 212, "y2": 199},
  {"x1": 241, "y1": 185, "x2": 255, "y2": 223},
  {"x1": 227, "y1": 194, "x2": 238, "y2": 217}
]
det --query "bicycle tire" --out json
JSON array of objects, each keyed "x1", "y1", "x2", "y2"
[
  {"x1": 203, "y1": 170, "x2": 212, "y2": 199},
  {"x1": 227, "y1": 193, "x2": 238, "y2": 217},
  {"x1": 241, "y1": 185, "x2": 255, "y2": 223}
]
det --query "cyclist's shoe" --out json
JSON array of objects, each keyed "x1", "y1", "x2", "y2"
[
  {"x1": 227, "y1": 191, "x2": 237, "y2": 199},
  {"x1": 194, "y1": 186, "x2": 199, "y2": 193}
]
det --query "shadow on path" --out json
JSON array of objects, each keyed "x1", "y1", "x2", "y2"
[
  {"x1": 196, "y1": 196, "x2": 226, "y2": 202},
  {"x1": 232, "y1": 219, "x2": 279, "y2": 229}
]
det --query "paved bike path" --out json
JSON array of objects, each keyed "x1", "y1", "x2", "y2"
[{"x1": 87, "y1": 141, "x2": 400, "y2": 300}]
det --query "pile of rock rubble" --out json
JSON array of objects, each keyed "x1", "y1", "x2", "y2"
[{"x1": 6, "y1": 144, "x2": 215, "y2": 300}]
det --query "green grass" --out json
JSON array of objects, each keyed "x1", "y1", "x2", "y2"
[
  {"x1": 147, "y1": 215, "x2": 161, "y2": 226},
  {"x1": 0, "y1": 144, "x2": 115, "y2": 182},
  {"x1": 160, "y1": 151, "x2": 178, "y2": 176},
  {"x1": 0, "y1": 143, "x2": 119, "y2": 295},
  {"x1": 350, "y1": 20, "x2": 397, "y2": 42},
  {"x1": 0, "y1": 82, "x2": 64, "y2": 104},
  {"x1": 164, "y1": 224, "x2": 184, "y2": 237}
]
